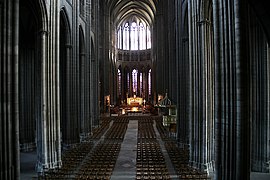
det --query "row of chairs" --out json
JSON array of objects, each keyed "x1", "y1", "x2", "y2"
[
  {"x1": 165, "y1": 141, "x2": 210, "y2": 179},
  {"x1": 136, "y1": 119, "x2": 171, "y2": 180},
  {"x1": 40, "y1": 142, "x2": 94, "y2": 179},
  {"x1": 104, "y1": 117, "x2": 129, "y2": 140},
  {"x1": 138, "y1": 119, "x2": 156, "y2": 139},
  {"x1": 155, "y1": 117, "x2": 211, "y2": 179},
  {"x1": 89, "y1": 118, "x2": 111, "y2": 140},
  {"x1": 38, "y1": 117, "x2": 127, "y2": 179},
  {"x1": 75, "y1": 141, "x2": 122, "y2": 180},
  {"x1": 74, "y1": 118, "x2": 129, "y2": 179}
]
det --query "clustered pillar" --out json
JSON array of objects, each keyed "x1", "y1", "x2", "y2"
[
  {"x1": 0, "y1": 0, "x2": 20, "y2": 179},
  {"x1": 173, "y1": 0, "x2": 270, "y2": 179},
  {"x1": 36, "y1": 6, "x2": 62, "y2": 171},
  {"x1": 188, "y1": 0, "x2": 215, "y2": 173}
]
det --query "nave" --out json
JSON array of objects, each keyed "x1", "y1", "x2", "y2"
[{"x1": 38, "y1": 117, "x2": 210, "y2": 180}]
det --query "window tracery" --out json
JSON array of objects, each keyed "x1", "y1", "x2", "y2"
[{"x1": 117, "y1": 20, "x2": 151, "y2": 50}]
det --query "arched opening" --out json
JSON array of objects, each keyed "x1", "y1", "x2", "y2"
[
  {"x1": 178, "y1": 2, "x2": 190, "y2": 148},
  {"x1": 19, "y1": 0, "x2": 43, "y2": 177},
  {"x1": 90, "y1": 37, "x2": 99, "y2": 127},
  {"x1": 247, "y1": 4, "x2": 270, "y2": 174},
  {"x1": 79, "y1": 26, "x2": 86, "y2": 137},
  {"x1": 60, "y1": 9, "x2": 74, "y2": 145},
  {"x1": 117, "y1": 18, "x2": 152, "y2": 51}
]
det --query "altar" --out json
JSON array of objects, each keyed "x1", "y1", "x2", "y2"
[
  {"x1": 127, "y1": 96, "x2": 143, "y2": 106},
  {"x1": 123, "y1": 95, "x2": 144, "y2": 116}
]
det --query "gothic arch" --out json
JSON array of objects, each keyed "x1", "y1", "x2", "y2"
[
  {"x1": 19, "y1": 0, "x2": 46, "y2": 152},
  {"x1": 79, "y1": 25, "x2": 87, "y2": 135},
  {"x1": 19, "y1": 0, "x2": 50, "y2": 174},
  {"x1": 79, "y1": 26, "x2": 86, "y2": 53},
  {"x1": 91, "y1": 37, "x2": 96, "y2": 61},
  {"x1": 59, "y1": 7, "x2": 73, "y2": 145},
  {"x1": 60, "y1": 8, "x2": 71, "y2": 44},
  {"x1": 177, "y1": 0, "x2": 190, "y2": 148},
  {"x1": 247, "y1": 5, "x2": 270, "y2": 173}
]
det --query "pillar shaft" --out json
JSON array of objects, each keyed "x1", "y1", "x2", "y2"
[
  {"x1": 36, "y1": 0, "x2": 62, "y2": 171},
  {"x1": 0, "y1": 0, "x2": 20, "y2": 179}
]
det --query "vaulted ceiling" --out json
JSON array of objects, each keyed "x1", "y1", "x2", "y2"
[{"x1": 105, "y1": 0, "x2": 158, "y2": 27}]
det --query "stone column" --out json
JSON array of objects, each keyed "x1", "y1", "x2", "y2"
[
  {"x1": 198, "y1": 18, "x2": 214, "y2": 172},
  {"x1": 0, "y1": 0, "x2": 20, "y2": 179},
  {"x1": 213, "y1": 0, "x2": 250, "y2": 179},
  {"x1": 36, "y1": 0, "x2": 62, "y2": 171},
  {"x1": 188, "y1": 0, "x2": 215, "y2": 173}
]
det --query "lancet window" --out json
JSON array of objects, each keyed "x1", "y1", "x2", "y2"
[{"x1": 117, "y1": 20, "x2": 151, "y2": 50}]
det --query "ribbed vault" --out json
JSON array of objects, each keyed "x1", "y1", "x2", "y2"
[{"x1": 106, "y1": 0, "x2": 158, "y2": 27}]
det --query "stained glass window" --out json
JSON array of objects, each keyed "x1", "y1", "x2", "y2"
[
  {"x1": 140, "y1": 72, "x2": 143, "y2": 95},
  {"x1": 118, "y1": 69, "x2": 121, "y2": 95},
  {"x1": 132, "y1": 69, "x2": 138, "y2": 93},
  {"x1": 117, "y1": 20, "x2": 151, "y2": 50},
  {"x1": 127, "y1": 72, "x2": 130, "y2": 93},
  {"x1": 148, "y1": 69, "x2": 151, "y2": 95}
]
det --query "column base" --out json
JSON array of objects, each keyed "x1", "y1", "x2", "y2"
[
  {"x1": 189, "y1": 160, "x2": 215, "y2": 175},
  {"x1": 36, "y1": 160, "x2": 62, "y2": 174},
  {"x1": 204, "y1": 160, "x2": 215, "y2": 175},
  {"x1": 36, "y1": 161, "x2": 49, "y2": 174}
]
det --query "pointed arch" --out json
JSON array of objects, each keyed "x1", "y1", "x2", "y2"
[
  {"x1": 59, "y1": 7, "x2": 73, "y2": 145},
  {"x1": 79, "y1": 25, "x2": 86, "y2": 54},
  {"x1": 60, "y1": 8, "x2": 71, "y2": 45},
  {"x1": 90, "y1": 37, "x2": 96, "y2": 61},
  {"x1": 79, "y1": 25, "x2": 86, "y2": 135}
]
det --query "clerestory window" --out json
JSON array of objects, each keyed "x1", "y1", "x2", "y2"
[{"x1": 117, "y1": 20, "x2": 151, "y2": 50}]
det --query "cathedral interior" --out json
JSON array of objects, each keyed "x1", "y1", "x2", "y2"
[{"x1": 1, "y1": 0, "x2": 270, "y2": 180}]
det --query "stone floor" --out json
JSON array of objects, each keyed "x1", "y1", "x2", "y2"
[
  {"x1": 20, "y1": 117, "x2": 270, "y2": 180},
  {"x1": 250, "y1": 172, "x2": 270, "y2": 180},
  {"x1": 20, "y1": 151, "x2": 37, "y2": 179},
  {"x1": 111, "y1": 120, "x2": 138, "y2": 180}
]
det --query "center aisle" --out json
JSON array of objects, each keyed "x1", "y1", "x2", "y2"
[{"x1": 111, "y1": 120, "x2": 138, "y2": 180}]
